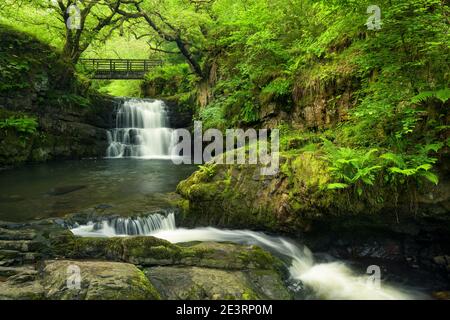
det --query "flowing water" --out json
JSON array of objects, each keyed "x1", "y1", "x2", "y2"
[
  {"x1": 0, "y1": 98, "x2": 436, "y2": 299},
  {"x1": 107, "y1": 99, "x2": 175, "y2": 159},
  {"x1": 71, "y1": 213, "x2": 426, "y2": 300}
]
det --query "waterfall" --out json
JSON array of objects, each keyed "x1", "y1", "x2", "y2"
[
  {"x1": 71, "y1": 214, "x2": 423, "y2": 300},
  {"x1": 71, "y1": 212, "x2": 176, "y2": 237},
  {"x1": 106, "y1": 99, "x2": 175, "y2": 159}
]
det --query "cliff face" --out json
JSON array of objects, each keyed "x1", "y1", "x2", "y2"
[
  {"x1": 0, "y1": 25, "x2": 113, "y2": 168},
  {"x1": 176, "y1": 153, "x2": 450, "y2": 235}
]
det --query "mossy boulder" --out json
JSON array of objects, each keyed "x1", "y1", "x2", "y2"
[
  {"x1": 176, "y1": 152, "x2": 338, "y2": 233},
  {"x1": 42, "y1": 260, "x2": 160, "y2": 300},
  {"x1": 0, "y1": 260, "x2": 161, "y2": 300},
  {"x1": 48, "y1": 231, "x2": 286, "y2": 270},
  {"x1": 145, "y1": 266, "x2": 291, "y2": 300}
]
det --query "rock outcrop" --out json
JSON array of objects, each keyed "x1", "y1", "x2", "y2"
[
  {"x1": 175, "y1": 152, "x2": 450, "y2": 285},
  {"x1": 0, "y1": 25, "x2": 113, "y2": 168},
  {"x1": 0, "y1": 219, "x2": 291, "y2": 300}
]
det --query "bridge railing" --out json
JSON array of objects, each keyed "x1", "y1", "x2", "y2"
[{"x1": 79, "y1": 58, "x2": 164, "y2": 79}]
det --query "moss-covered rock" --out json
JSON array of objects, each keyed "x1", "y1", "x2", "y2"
[
  {"x1": 0, "y1": 221, "x2": 291, "y2": 300},
  {"x1": 0, "y1": 277, "x2": 45, "y2": 300},
  {"x1": 48, "y1": 231, "x2": 286, "y2": 271},
  {"x1": 176, "y1": 153, "x2": 334, "y2": 233},
  {"x1": 42, "y1": 260, "x2": 160, "y2": 300},
  {"x1": 176, "y1": 150, "x2": 450, "y2": 236},
  {"x1": 145, "y1": 266, "x2": 291, "y2": 300}
]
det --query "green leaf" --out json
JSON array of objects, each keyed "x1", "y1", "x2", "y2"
[
  {"x1": 421, "y1": 171, "x2": 439, "y2": 185},
  {"x1": 380, "y1": 153, "x2": 405, "y2": 167},
  {"x1": 327, "y1": 183, "x2": 349, "y2": 190}
]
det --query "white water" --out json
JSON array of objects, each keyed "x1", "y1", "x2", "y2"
[
  {"x1": 106, "y1": 99, "x2": 176, "y2": 159},
  {"x1": 71, "y1": 213, "x2": 423, "y2": 300}
]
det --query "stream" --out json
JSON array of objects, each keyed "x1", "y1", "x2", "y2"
[
  {"x1": 71, "y1": 212, "x2": 426, "y2": 300},
  {"x1": 0, "y1": 98, "x2": 440, "y2": 299}
]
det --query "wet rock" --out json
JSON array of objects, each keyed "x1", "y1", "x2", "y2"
[
  {"x1": 0, "y1": 240, "x2": 36, "y2": 252},
  {"x1": 0, "y1": 260, "x2": 161, "y2": 300},
  {"x1": 0, "y1": 250, "x2": 40, "y2": 266},
  {"x1": 0, "y1": 265, "x2": 37, "y2": 278},
  {"x1": 49, "y1": 232, "x2": 285, "y2": 271},
  {"x1": 176, "y1": 151, "x2": 450, "y2": 239},
  {"x1": 47, "y1": 185, "x2": 86, "y2": 196},
  {"x1": 94, "y1": 204, "x2": 113, "y2": 210},
  {"x1": 42, "y1": 260, "x2": 160, "y2": 300},
  {"x1": 145, "y1": 266, "x2": 291, "y2": 300},
  {"x1": 0, "y1": 227, "x2": 36, "y2": 240},
  {"x1": 0, "y1": 278, "x2": 45, "y2": 300},
  {"x1": 177, "y1": 242, "x2": 284, "y2": 270},
  {"x1": 0, "y1": 223, "x2": 291, "y2": 300}
]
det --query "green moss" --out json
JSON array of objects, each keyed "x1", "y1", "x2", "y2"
[
  {"x1": 123, "y1": 237, "x2": 181, "y2": 261},
  {"x1": 242, "y1": 289, "x2": 259, "y2": 300},
  {"x1": 129, "y1": 269, "x2": 162, "y2": 300},
  {"x1": 238, "y1": 245, "x2": 284, "y2": 271}
]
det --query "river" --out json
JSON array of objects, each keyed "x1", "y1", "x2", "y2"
[{"x1": 0, "y1": 98, "x2": 442, "y2": 299}]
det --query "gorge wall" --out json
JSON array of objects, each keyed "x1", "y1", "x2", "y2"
[{"x1": 0, "y1": 25, "x2": 113, "y2": 168}]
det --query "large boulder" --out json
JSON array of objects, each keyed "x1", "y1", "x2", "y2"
[
  {"x1": 145, "y1": 266, "x2": 291, "y2": 300},
  {"x1": 49, "y1": 231, "x2": 284, "y2": 270},
  {"x1": 42, "y1": 260, "x2": 160, "y2": 300},
  {"x1": 0, "y1": 260, "x2": 161, "y2": 300}
]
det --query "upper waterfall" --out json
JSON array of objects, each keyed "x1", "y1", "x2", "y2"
[{"x1": 106, "y1": 99, "x2": 175, "y2": 159}]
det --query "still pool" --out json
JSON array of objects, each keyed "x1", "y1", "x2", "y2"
[{"x1": 0, "y1": 159, "x2": 197, "y2": 222}]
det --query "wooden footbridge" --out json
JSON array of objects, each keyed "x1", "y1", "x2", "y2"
[{"x1": 79, "y1": 59, "x2": 163, "y2": 79}]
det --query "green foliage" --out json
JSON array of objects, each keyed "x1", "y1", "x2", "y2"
[
  {"x1": 411, "y1": 88, "x2": 450, "y2": 104},
  {"x1": 45, "y1": 91, "x2": 91, "y2": 108},
  {"x1": 323, "y1": 139, "x2": 382, "y2": 195},
  {"x1": 198, "y1": 103, "x2": 226, "y2": 130},
  {"x1": 97, "y1": 80, "x2": 143, "y2": 97},
  {"x1": 323, "y1": 138, "x2": 443, "y2": 194},
  {"x1": 0, "y1": 116, "x2": 38, "y2": 135},
  {"x1": 380, "y1": 142, "x2": 443, "y2": 186},
  {"x1": 0, "y1": 0, "x2": 448, "y2": 200},
  {"x1": 144, "y1": 63, "x2": 195, "y2": 97}
]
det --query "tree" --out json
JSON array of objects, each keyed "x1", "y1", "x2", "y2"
[
  {"x1": 1, "y1": 0, "x2": 123, "y2": 64},
  {"x1": 114, "y1": 0, "x2": 213, "y2": 79}
]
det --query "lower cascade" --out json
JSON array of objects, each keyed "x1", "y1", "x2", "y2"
[
  {"x1": 72, "y1": 212, "x2": 176, "y2": 237},
  {"x1": 106, "y1": 99, "x2": 175, "y2": 159},
  {"x1": 71, "y1": 213, "x2": 423, "y2": 300}
]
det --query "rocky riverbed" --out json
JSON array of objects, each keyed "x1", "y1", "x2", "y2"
[{"x1": 0, "y1": 218, "x2": 291, "y2": 300}]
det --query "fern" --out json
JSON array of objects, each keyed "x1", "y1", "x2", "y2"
[
  {"x1": 411, "y1": 88, "x2": 450, "y2": 104},
  {"x1": 381, "y1": 151, "x2": 440, "y2": 185}
]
